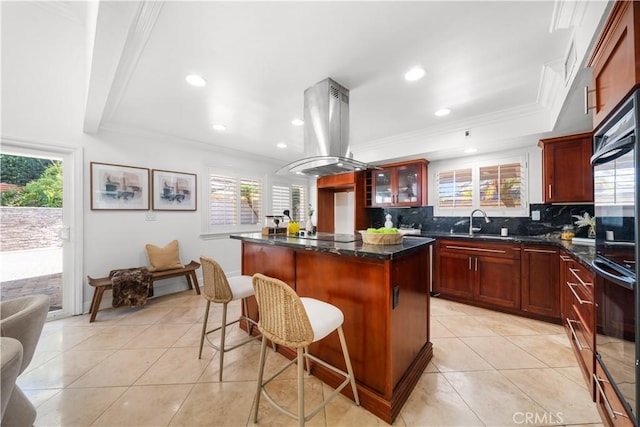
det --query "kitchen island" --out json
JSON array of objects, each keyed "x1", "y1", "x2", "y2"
[{"x1": 230, "y1": 232, "x2": 434, "y2": 423}]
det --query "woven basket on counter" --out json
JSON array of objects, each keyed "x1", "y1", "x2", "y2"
[{"x1": 359, "y1": 231, "x2": 403, "y2": 245}]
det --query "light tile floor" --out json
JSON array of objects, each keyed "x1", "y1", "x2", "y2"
[{"x1": 19, "y1": 290, "x2": 605, "y2": 427}]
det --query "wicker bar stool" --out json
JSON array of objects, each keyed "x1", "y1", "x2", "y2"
[
  {"x1": 251, "y1": 273, "x2": 359, "y2": 426},
  {"x1": 198, "y1": 256, "x2": 260, "y2": 381}
]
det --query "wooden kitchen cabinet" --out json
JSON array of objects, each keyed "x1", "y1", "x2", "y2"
[
  {"x1": 538, "y1": 132, "x2": 593, "y2": 203},
  {"x1": 594, "y1": 356, "x2": 635, "y2": 426},
  {"x1": 587, "y1": 1, "x2": 640, "y2": 129},
  {"x1": 316, "y1": 171, "x2": 370, "y2": 233},
  {"x1": 521, "y1": 245, "x2": 560, "y2": 318},
  {"x1": 434, "y1": 239, "x2": 520, "y2": 310},
  {"x1": 368, "y1": 159, "x2": 428, "y2": 207},
  {"x1": 561, "y1": 252, "x2": 596, "y2": 393}
]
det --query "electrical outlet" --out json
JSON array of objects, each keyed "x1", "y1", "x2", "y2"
[
  {"x1": 145, "y1": 212, "x2": 157, "y2": 221},
  {"x1": 532, "y1": 210, "x2": 540, "y2": 221}
]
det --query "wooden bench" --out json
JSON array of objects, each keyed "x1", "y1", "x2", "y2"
[{"x1": 87, "y1": 260, "x2": 201, "y2": 322}]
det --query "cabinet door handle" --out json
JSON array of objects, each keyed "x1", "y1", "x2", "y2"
[
  {"x1": 548, "y1": 184, "x2": 552, "y2": 199},
  {"x1": 569, "y1": 268, "x2": 593, "y2": 288},
  {"x1": 567, "y1": 282, "x2": 592, "y2": 305},
  {"x1": 560, "y1": 255, "x2": 573, "y2": 262},
  {"x1": 468, "y1": 257, "x2": 472, "y2": 270},
  {"x1": 593, "y1": 374, "x2": 628, "y2": 420},
  {"x1": 566, "y1": 318, "x2": 584, "y2": 351},
  {"x1": 524, "y1": 248, "x2": 557, "y2": 254},
  {"x1": 474, "y1": 257, "x2": 478, "y2": 271}
]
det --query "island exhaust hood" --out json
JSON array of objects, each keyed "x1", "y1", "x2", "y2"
[{"x1": 276, "y1": 78, "x2": 372, "y2": 177}]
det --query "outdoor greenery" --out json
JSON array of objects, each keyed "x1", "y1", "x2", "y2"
[
  {"x1": 1, "y1": 155, "x2": 53, "y2": 186},
  {"x1": 1, "y1": 160, "x2": 63, "y2": 207}
]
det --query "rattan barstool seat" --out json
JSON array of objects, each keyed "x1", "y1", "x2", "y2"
[{"x1": 251, "y1": 273, "x2": 359, "y2": 426}]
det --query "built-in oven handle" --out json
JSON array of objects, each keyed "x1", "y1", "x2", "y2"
[
  {"x1": 591, "y1": 258, "x2": 636, "y2": 289},
  {"x1": 591, "y1": 134, "x2": 634, "y2": 166}
]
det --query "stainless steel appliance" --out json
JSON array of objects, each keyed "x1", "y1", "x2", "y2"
[{"x1": 591, "y1": 89, "x2": 639, "y2": 423}]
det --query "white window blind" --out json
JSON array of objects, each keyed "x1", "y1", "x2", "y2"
[
  {"x1": 209, "y1": 175, "x2": 237, "y2": 226},
  {"x1": 434, "y1": 154, "x2": 528, "y2": 216},
  {"x1": 208, "y1": 173, "x2": 262, "y2": 229},
  {"x1": 240, "y1": 179, "x2": 261, "y2": 225},
  {"x1": 291, "y1": 185, "x2": 306, "y2": 222},
  {"x1": 271, "y1": 185, "x2": 290, "y2": 217},
  {"x1": 437, "y1": 168, "x2": 473, "y2": 208},
  {"x1": 479, "y1": 162, "x2": 523, "y2": 208},
  {"x1": 270, "y1": 184, "x2": 307, "y2": 222}
]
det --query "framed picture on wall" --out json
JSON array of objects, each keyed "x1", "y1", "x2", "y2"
[
  {"x1": 90, "y1": 162, "x2": 150, "y2": 210},
  {"x1": 151, "y1": 169, "x2": 197, "y2": 211}
]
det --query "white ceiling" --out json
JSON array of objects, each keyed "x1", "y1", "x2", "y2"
[{"x1": 85, "y1": 1, "x2": 609, "y2": 166}]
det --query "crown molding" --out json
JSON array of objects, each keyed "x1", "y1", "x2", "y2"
[{"x1": 550, "y1": 0, "x2": 587, "y2": 32}]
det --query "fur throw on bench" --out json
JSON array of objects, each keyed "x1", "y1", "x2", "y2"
[{"x1": 109, "y1": 267, "x2": 153, "y2": 308}]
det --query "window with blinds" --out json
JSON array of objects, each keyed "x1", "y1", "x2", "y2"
[
  {"x1": 291, "y1": 185, "x2": 306, "y2": 222},
  {"x1": 479, "y1": 162, "x2": 522, "y2": 208},
  {"x1": 434, "y1": 155, "x2": 527, "y2": 215},
  {"x1": 208, "y1": 174, "x2": 262, "y2": 228},
  {"x1": 270, "y1": 184, "x2": 307, "y2": 222},
  {"x1": 437, "y1": 168, "x2": 473, "y2": 208},
  {"x1": 271, "y1": 185, "x2": 290, "y2": 217}
]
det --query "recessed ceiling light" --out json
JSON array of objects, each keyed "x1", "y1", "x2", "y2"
[
  {"x1": 404, "y1": 66, "x2": 426, "y2": 81},
  {"x1": 185, "y1": 74, "x2": 207, "y2": 87},
  {"x1": 464, "y1": 147, "x2": 478, "y2": 154},
  {"x1": 212, "y1": 124, "x2": 226, "y2": 131},
  {"x1": 291, "y1": 119, "x2": 304, "y2": 126},
  {"x1": 277, "y1": 142, "x2": 287, "y2": 149},
  {"x1": 435, "y1": 108, "x2": 451, "y2": 117}
]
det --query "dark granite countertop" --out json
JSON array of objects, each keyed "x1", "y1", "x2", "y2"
[
  {"x1": 230, "y1": 232, "x2": 435, "y2": 260},
  {"x1": 416, "y1": 231, "x2": 596, "y2": 270}
]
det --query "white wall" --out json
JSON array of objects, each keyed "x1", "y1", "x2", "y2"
[{"x1": 1, "y1": 3, "x2": 286, "y2": 311}]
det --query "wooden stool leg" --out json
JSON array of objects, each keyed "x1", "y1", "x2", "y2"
[
  {"x1": 89, "y1": 287, "x2": 105, "y2": 323},
  {"x1": 297, "y1": 347, "x2": 305, "y2": 427},
  {"x1": 252, "y1": 337, "x2": 268, "y2": 423},
  {"x1": 199, "y1": 300, "x2": 211, "y2": 359},
  {"x1": 190, "y1": 272, "x2": 201, "y2": 295},
  {"x1": 338, "y1": 326, "x2": 360, "y2": 406}
]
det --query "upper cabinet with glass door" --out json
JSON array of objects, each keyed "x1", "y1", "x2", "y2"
[{"x1": 368, "y1": 159, "x2": 429, "y2": 207}]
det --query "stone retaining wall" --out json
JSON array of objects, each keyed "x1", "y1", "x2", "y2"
[{"x1": 1, "y1": 207, "x2": 63, "y2": 308}]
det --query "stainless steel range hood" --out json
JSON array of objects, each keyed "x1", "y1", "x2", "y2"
[{"x1": 276, "y1": 78, "x2": 372, "y2": 177}]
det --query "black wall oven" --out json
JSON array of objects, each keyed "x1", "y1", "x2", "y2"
[{"x1": 591, "y1": 89, "x2": 639, "y2": 424}]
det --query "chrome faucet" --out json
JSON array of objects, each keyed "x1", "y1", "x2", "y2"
[{"x1": 469, "y1": 209, "x2": 490, "y2": 236}]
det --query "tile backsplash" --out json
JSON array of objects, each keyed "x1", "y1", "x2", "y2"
[{"x1": 370, "y1": 204, "x2": 595, "y2": 238}]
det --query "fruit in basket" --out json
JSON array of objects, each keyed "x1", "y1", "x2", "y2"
[{"x1": 365, "y1": 227, "x2": 399, "y2": 234}]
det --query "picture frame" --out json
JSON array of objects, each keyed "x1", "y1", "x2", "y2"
[
  {"x1": 151, "y1": 169, "x2": 197, "y2": 211},
  {"x1": 90, "y1": 162, "x2": 150, "y2": 210}
]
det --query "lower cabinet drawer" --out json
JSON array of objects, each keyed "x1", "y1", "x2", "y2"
[
  {"x1": 594, "y1": 356, "x2": 635, "y2": 426},
  {"x1": 565, "y1": 307, "x2": 594, "y2": 392}
]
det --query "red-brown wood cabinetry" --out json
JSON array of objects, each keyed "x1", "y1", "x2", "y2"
[
  {"x1": 521, "y1": 245, "x2": 560, "y2": 317},
  {"x1": 434, "y1": 239, "x2": 520, "y2": 310},
  {"x1": 316, "y1": 171, "x2": 370, "y2": 233},
  {"x1": 560, "y1": 251, "x2": 595, "y2": 393},
  {"x1": 368, "y1": 160, "x2": 428, "y2": 207},
  {"x1": 538, "y1": 132, "x2": 593, "y2": 203},
  {"x1": 588, "y1": 1, "x2": 640, "y2": 129},
  {"x1": 594, "y1": 357, "x2": 635, "y2": 426}
]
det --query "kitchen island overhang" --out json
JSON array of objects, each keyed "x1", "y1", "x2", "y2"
[{"x1": 230, "y1": 232, "x2": 434, "y2": 423}]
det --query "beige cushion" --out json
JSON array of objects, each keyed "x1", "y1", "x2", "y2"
[{"x1": 145, "y1": 240, "x2": 184, "y2": 272}]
